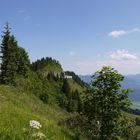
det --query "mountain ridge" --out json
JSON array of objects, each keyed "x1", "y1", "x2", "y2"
[{"x1": 80, "y1": 74, "x2": 140, "y2": 102}]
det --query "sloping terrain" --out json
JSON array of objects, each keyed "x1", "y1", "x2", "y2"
[{"x1": 0, "y1": 85, "x2": 83, "y2": 140}]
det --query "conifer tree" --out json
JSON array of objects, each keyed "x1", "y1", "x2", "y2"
[
  {"x1": 61, "y1": 79, "x2": 71, "y2": 96},
  {"x1": 6, "y1": 35, "x2": 19, "y2": 83},
  {"x1": 0, "y1": 23, "x2": 13, "y2": 84},
  {"x1": 0, "y1": 23, "x2": 30, "y2": 84},
  {"x1": 16, "y1": 47, "x2": 30, "y2": 77}
]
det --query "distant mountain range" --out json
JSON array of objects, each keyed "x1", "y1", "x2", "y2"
[{"x1": 80, "y1": 74, "x2": 140, "y2": 102}]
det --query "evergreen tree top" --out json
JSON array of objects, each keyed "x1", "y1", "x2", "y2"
[{"x1": 2, "y1": 22, "x2": 11, "y2": 37}]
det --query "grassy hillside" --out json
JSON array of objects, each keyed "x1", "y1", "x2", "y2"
[
  {"x1": 0, "y1": 85, "x2": 84, "y2": 140},
  {"x1": 68, "y1": 79, "x2": 85, "y2": 93}
]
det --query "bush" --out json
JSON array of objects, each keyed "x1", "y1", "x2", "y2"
[{"x1": 60, "y1": 113, "x2": 100, "y2": 140}]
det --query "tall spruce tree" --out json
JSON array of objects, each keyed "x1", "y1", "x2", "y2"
[
  {"x1": 0, "y1": 23, "x2": 30, "y2": 84},
  {"x1": 7, "y1": 35, "x2": 19, "y2": 83},
  {"x1": 0, "y1": 23, "x2": 13, "y2": 84}
]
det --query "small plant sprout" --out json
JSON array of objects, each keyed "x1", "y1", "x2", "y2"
[{"x1": 29, "y1": 120, "x2": 42, "y2": 129}]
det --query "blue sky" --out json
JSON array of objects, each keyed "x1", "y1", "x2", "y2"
[{"x1": 0, "y1": 0, "x2": 140, "y2": 75}]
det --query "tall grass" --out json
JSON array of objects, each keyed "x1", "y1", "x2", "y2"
[{"x1": 0, "y1": 85, "x2": 82, "y2": 140}]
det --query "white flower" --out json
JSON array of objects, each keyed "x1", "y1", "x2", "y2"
[
  {"x1": 32, "y1": 132, "x2": 46, "y2": 139},
  {"x1": 29, "y1": 120, "x2": 42, "y2": 129}
]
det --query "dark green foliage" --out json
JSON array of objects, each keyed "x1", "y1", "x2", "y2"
[
  {"x1": 83, "y1": 66, "x2": 132, "y2": 139},
  {"x1": 14, "y1": 69, "x2": 63, "y2": 106},
  {"x1": 60, "y1": 113, "x2": 100, "y2": 140},
  {"x1": 68, "y1": 90, "x2": 82, "y2": 113},
  {"x1": 61, "y1": 79, "x2": 71, "y2": 96},
  {"x1": 39, "y1": 89, "x2": 49, "y2": 103},
  {"x1": 61, "y1": 79, "x2": 82, "y2": 112},
  {"x1": 14, "y1": 71, "x2": 43, "y2": 95},
  {"x1": 67, "y1": 94, "x2": 79, "y2": 112},
  {"x1": 31, "y1": 57, "x2": 62, "y2": 83},
  {"x1": 59, "y1": 79, "x2": 70, "y2": 108},
  {"x1": 31, "y1": 57, "x2": 62, "y2": 72},
  {"x1": 16, "y1": 47, "x2": 30, "y2": 77},
  {"x1": 63, "y1": 112, "x2": 139, "y2": 140},
  {"x1": 0, "y1": 23, "x2": 13, "y2": 84},
  {"x1": 0, "y1": 23, "x2": 30, "y2": 84}
]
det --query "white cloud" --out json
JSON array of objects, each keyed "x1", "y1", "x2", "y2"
[
  {"x1": 71, "y1": 58, "x2": 140, "y2": 75},
  {"x1": 108, "y1": 28, "x2": 140, "y2": 38},
  {"x1": 108, "y1": 30, "x2": 126, "y2": 38},
  {"x1": 69, "y1": 51, "x2": 76, "y2": 56},
  {"x1": 63, "y1": 49, "x2": 139, "y2": 75},
  {"x1": 95, "y1": 59, "x2": 140, "y2": 75},
  {"x1": 110, "y1": 50, "x2": 137, "y2": 60}
]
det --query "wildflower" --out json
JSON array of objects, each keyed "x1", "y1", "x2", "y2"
[
  {"x1": 32, "y1": 132, "x2": 46, "y2": 140},
  {"x1": 29, "y1": 120, "x2": 42, "y2": 129}
]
